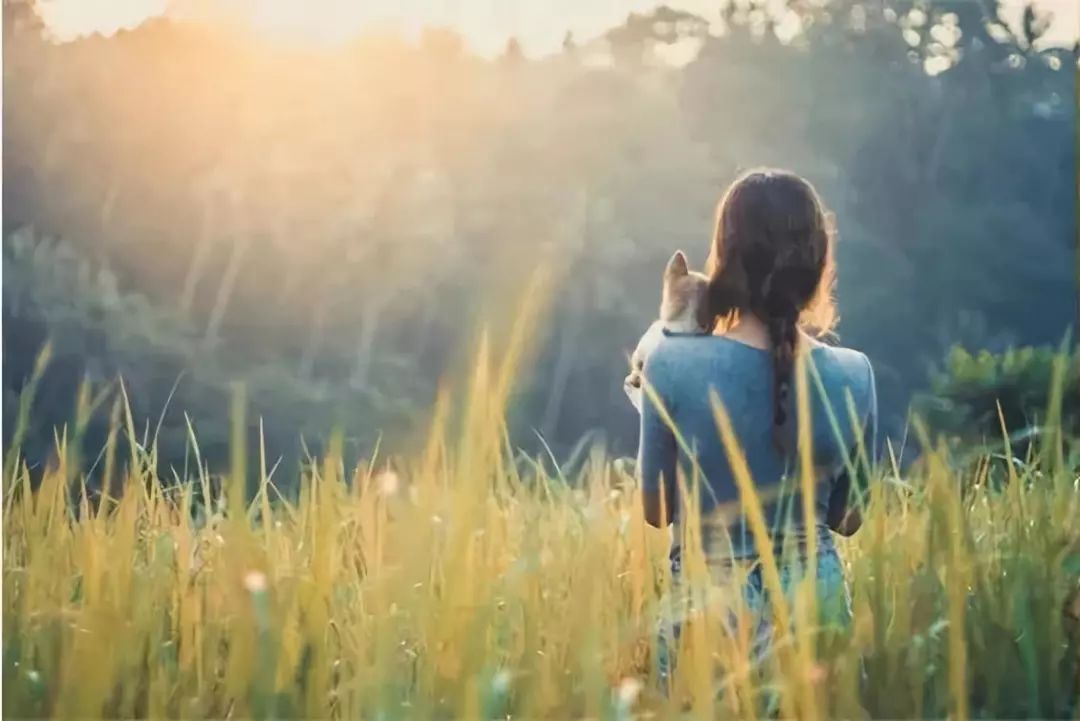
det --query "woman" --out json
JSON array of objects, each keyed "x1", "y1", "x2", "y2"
[{"x1": 638, "y1": 168, "x2": 878, "y2": 685}]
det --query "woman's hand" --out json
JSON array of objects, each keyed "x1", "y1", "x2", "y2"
[
  {"x1": 828, "y1": 506, "x2": 862, "y2": 536},
  {"x1": 624, "y1": 371, "x2": 643, "y2": 412},
  {"x1": 826, "y1": 473, "x2": 863, "y2": 536}
]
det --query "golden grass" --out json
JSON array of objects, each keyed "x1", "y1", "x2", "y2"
[{"x1": 3, "y1": 285, "x2": 1080, "y2": 719}]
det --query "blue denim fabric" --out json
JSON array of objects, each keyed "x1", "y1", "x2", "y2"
[{"x1": 655, "y1": 547, "x2": 851, "y2": 691}]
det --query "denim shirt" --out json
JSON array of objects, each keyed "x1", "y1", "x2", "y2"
[{"x1": 636, "y1": 333, "x2": 877, "y2": 570}]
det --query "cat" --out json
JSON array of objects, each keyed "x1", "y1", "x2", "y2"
[{"x1": 624, "y1": 250, "x2": 710, "y2": 412}]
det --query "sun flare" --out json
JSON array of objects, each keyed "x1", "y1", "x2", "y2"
[{"x1": 35, "y1": 0, "x2": 1080, "y2": 51}]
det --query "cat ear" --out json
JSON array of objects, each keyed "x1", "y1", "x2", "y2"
[{"x1": 665, "y1": 250, "x2": 689, "y2": 279}]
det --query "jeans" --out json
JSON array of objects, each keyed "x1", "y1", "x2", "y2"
[{"x1": 655, "y1": 547, "x2": 852, "y2": 691}]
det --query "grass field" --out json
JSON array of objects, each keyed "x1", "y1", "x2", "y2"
[{"x1": 3, "y1": 295, "x2": 1079, "y2": 719}]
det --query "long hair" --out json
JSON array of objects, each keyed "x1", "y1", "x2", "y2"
[{"x1": 705, "y1": 168, "x2": 837, "y2": 454}]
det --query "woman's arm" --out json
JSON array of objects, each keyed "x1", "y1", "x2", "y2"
[
  {"x1": 638, "y1": 355, "x2": 678, "y2": 528},
  {"x1": 826, "y1": 356, "x2": 878, "y2": 537}
]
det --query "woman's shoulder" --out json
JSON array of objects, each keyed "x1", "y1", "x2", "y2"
[
  {"x1": 644, "y1": 333, "x2": 720, "y2": 368},
  {"x1": 812, "y1": 341, "x2": 870, "y2": 368},
  {"x1": 809, "y1": 342, "x2": 875, "y2": 398},
  {"x1": 646, "y1": 333, "x2": 767, "y2": 383}
]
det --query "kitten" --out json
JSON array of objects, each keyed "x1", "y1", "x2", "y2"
[{"x1": 624, "y1": 250, "x2": 710, "y2": 412}]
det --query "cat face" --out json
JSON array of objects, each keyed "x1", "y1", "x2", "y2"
[{"x1": 660, "y1": 250, "x2": 710, "y2": 332}]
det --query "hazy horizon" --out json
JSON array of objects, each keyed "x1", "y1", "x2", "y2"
[{"x1": 36, "y1": 0, "x2": 1080, "y2": 56}]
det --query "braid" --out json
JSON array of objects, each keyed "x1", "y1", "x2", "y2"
[{"x1": 766, "y1": 310, "x2": 798, "y2": 456}]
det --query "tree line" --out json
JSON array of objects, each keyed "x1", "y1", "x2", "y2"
[{"x1": 3, "y1": 0, "x2": 1076, "y2": 488}]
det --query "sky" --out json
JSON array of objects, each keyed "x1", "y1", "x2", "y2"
[{"x1": 35, "y1": 0, "x2": 1080, "y2": 56}]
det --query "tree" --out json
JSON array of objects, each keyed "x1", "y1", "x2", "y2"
[{"x1": 3, "y1": 3, "x2": 1073, "y2": 465}]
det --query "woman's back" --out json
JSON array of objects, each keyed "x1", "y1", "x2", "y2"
[{"x1": 639, "y1": 332, "x2": 877, "y2": 561}]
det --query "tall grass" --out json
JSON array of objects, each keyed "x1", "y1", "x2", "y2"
[{"x1": 3, "y1": 285, "x2": 1079, "y2": 719}]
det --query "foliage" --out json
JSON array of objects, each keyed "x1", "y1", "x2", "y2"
[
  {"x1": 3, "y1": 317, "x2": 1079, "y2": 719},
  {"x1": 2, "y1": 228, "x2": 424, "y2": 491},
  {"x1": 915, "y1": 344, "x2": 1080, "y2": 458},
  {"x1": 2, "y1": 0, "x2": 1075, "y2": 469}
]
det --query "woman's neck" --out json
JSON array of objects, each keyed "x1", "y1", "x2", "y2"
[
  {"x1": 719, "y1": 313, "x2": 818, "y2": 351},
  {"x1": 721, "y1": 314, "x2": 771, "y2": 349}
]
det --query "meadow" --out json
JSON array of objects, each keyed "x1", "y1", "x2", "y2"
[
  {"x1": 3, "y1": 294, "x2": 1079, "y2": 721},
  {"x1": 3, "y1": 1, "x2": 1077, "y2": 717}
]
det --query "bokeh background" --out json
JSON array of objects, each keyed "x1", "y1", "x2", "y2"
[{"x1": 3, "y1": 0, "x2": 1077, "y2": 487}]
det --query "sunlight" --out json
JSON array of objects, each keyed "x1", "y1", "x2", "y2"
[
  {"x1": 242, "y1": 0, "x2": 371, "y2": 47},
  {"x1": 36, "y1": 0, "x2": 1080, "y2": 51},
  {"x1": 39, "y1": 0, "x2": 373, "y2": 46},
  {"x1": 38, "y1": 0, "x2": 169, "y2": 40}
]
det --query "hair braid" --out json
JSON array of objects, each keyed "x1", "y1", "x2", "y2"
[{"x1": 766, "y1": 310, "x2": 798, "y2": 456}]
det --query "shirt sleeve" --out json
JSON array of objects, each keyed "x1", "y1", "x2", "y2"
[
  {"x1": 827, "y1": 354, "x2": 879, "y2": 515},
  {"x1": 863, "y1": 356, "x2": 879, "y2": 472},
  {"x1": 638, "y1": 353, "x2": 679, "y2": 524}
]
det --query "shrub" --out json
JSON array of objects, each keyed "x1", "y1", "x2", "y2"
[{"x1": 915, "y1": 343, "x2": 1080, "y2": 461}]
